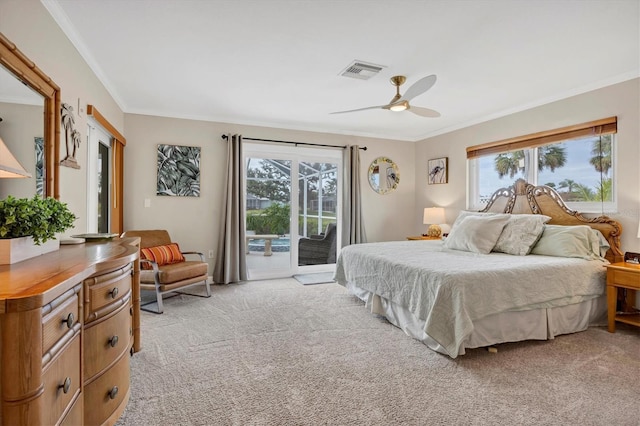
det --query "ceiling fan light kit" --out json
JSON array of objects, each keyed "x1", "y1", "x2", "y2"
[
  {"x1": 331, "y1": 74, "x2": 440, "y2": 118},
  {"x1": 389, "y1": 101, "x2": 409, "y2": 112}
]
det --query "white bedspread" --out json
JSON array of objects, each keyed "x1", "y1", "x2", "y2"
[{"x1": 334, "y1": 240, "x2": 607, "y2": 357}]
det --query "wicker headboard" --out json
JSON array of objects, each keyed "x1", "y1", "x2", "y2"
[{"x1": 480, "y1": 179, "x2": 623, "y2": 262}]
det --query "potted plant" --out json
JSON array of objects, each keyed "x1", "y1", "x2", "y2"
[{"x1": 0, "y1": 195, "x2": 77, "y2": 264}]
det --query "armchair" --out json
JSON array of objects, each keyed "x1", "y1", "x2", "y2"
[
  {"x1": 298, "y1": 222, "x2": 337, "y2": 266},
  {"x1": 121, "y1": 229, "x2": 211, "y2": 314}
]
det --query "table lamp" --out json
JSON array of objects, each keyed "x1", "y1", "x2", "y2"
[
  {"x1": 423, "y1": 207, "x2": 445, "y2": 237},
  {"x1": 0, "y1": 136, "x2": 31, "y2": 178}
]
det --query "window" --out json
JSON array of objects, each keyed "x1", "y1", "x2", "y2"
[{"x1": 467, "y1": 117, "x2": 616, "y2": 213}]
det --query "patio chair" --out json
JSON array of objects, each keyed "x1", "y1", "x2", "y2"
[
  {"x1": 121, "y1": 229, "x2": 211, "y2": 313},
  {"x1": 298, "y1": 223, "x2": 337, "y2": 265}
]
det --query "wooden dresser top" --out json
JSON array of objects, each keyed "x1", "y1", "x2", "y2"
[{"x1": 0, "y1": 237, "x2": 139, "y2": 313}]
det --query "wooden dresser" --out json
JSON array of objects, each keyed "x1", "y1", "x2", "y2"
[{"x1": 0, "y1": 237, "x2": 141, "y2": 425}]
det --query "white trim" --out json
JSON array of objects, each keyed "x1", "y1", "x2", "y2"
[{"x1": 86, "y1": 121, "x2": 112, "y2": 233}]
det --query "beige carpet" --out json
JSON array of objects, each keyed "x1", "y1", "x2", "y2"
[{"x1": 117, "y1": 279, "x2": 640, "y2": 426}]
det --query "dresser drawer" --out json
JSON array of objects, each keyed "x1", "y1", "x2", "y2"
[
  {"x1": 84, "y1": 300, "x2": 133, "y2": 378},
  {"x1": 41, "y1": 334, "x2": 81, "y2": 426},
  {"x1": 85, "y1": 263, "x2": 133, "y2": 321},
  {"x1": 84, "y1": 351, "x2": 131, "y2": 426},
  {"x1": 42, "y1": 287, "x2": 80, "y2": 357},
  {"x1": 610, "y1": 269, "x2": 640, "y2": 288},
  {"x1": 60, "y1": 394, "x2": 83, "y2": 426}
]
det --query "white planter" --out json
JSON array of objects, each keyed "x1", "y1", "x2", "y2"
[{"x1": 0, "y1": 237, "x2": 60, "y2": 265}]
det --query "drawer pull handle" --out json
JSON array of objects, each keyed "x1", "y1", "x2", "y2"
[
  {"x1": 109, "y1": 287, "x2": 119, "y2": 299},
  {"x1": 130, "y1": 346, "x2": 134, "y2": 356},
  {"x1": 61, "y1": 313, "x2": 74, "y2": 329},
  {"x1": 109, "y1": 386, "x2": 119, "y2": 400},
  {"x1": 109, "y1": 335, "x2": 119, "y2": 348},
  {"x1": 59, "y1": 377, "x2": 71, "y2": 394}
]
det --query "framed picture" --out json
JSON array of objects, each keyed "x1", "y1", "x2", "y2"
[
  {"x1": 34, "y1": 137, "x2": 44, "y2": 196},
  {"x1": 428, "y1": 157, "x2": 448, "y2": 185},
  {"x1": 157, "y1": 144, "x2": 201, "y2": 196}
]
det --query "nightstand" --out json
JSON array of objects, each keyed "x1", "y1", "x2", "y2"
[
  {"x1": 406, "y1": 236, "x2": 442, "y2": 241},
  {"x1": 605, "y1": 262, "x2": 640, "y2": 332}
]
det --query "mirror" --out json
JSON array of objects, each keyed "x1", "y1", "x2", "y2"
[
  {"x1": 0, "y1": 32, "x2": 60, "y2": 199},
  {"x1": 368, "y1": 156, "x2": 400, "y2": 195}
]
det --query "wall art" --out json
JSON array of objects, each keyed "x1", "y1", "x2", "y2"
[
  {"x1": 35, "y1": 136, "x2": 44, "y2": 196},
  {"x1": 157, "y1": 144, "x2": 201, "y2": 197},
  {"x1": 60, "y1": 102, "x2": 81, "y2": 169},
  {"x1": 428, "y1": 157, "x2": 448, "y2": 185}
]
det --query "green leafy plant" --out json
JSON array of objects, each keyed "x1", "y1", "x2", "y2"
[
  {"x1": 246, "y1": 203, "x2": 290, "y2": 236},
  {"x1": 0, "y1": 195, "x2": 77, "y2": 245}
]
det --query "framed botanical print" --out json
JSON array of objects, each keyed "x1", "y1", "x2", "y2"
[
  {"x1": 428, "y1": 157, "x2": 448, "y2": 185},
  {"x1": 157, "y1": 144, "x2": 201, "y2": 196}
]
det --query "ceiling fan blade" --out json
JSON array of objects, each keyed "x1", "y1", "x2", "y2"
[
  {"x1": 409, "y1": 106, "x2": 441, "y2": 118},
  {"x1": 400, "y1": 74, "x2": 437, "y2": 102},
  {"x1": 330, "y1": 105, "x2": 387, "y2": 114}
]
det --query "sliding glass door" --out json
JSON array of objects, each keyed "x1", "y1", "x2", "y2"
[{"x1": 243, "y1": 143, "x2": 342, "y2": 280}]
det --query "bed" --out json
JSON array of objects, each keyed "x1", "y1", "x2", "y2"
[{"x1": 335, "y1": 179, "x2": 623, "y2": 358}]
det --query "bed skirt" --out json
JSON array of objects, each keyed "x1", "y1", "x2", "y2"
[{"x1": 345, "y1": 281, "x2": 607, "y2": 357}]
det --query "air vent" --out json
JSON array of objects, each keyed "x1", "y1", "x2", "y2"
[{"x1": 339, "y1": 60, "x2": 385, "y2": 80}]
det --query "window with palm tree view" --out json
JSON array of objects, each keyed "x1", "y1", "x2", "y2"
[{"x1": 469, "y1": 134, "x2": 615, "y2": 212}]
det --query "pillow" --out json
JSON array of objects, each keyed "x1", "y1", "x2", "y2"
[
  {"x1": 140, "y1": 243, "x2": 185, "y2": 269},
  {"x1": 492, "y1": 214, "x2": 551, "y2": 256},
  {"x1": 593, "y1": 230, "x2": 611, "y2": 258},
  {"x1": 449, "y1": 210, "x2": 499, "y2": 231},
  {"x1": 530, "y1": 225, "x2": 603, "y2": 260},
  {"x1": 443, "y1": 214, "x2": 510, "y2": 254}
]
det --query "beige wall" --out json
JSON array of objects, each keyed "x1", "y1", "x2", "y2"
[
  {"x1": 416, "y1": 78, "x2": 640, "y2": 252},
  {"x1": 3, "y1": 0, "x2": 639, "y2": 265},
  {"x1": 1, "y1": 0, "x2": 125, "y2": 234},
  {"x1": 123, "y1": 114, "x2": 416, "y2": 271}
]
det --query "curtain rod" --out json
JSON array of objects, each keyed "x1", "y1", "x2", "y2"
[{"x1": 221, "y1": 134, "x2": 367, "y2": 150}]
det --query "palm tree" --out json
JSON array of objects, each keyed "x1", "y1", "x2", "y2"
[
  {"x1": 60, "y1": 103, "x2": 75, "y2": 161},
  {"x1": 558, "y1": 179, "x2": 577, "y2": 196},
  {"x1": 589, "y1": 135, "x2": 612, "y2": 175},
  {"x1": 493, "y1": 144, "x2": 567, "y2": 180},
  {"x1": 494, "y1": 150, "x2": 525, "y2": 179},
  {"x1": 71, "y1": 129, "x2": 82, "y2": 159},
  {"x1": 596, "y1": 178, "x2": 612, "y2": 202},
  {"x1": 573, "y1": 183, "x2": 595, "y2": 201},
  {"x1": 538, "y1": 144, "x2": 566, "y2": 172}
]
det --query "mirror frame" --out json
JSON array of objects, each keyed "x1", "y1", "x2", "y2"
[
  {"x1": 0, "y1": 32, "x2": 60, "y2": 198},
  {"x1": 367, "y1": 156, "x2": 400, "y2": 195}
]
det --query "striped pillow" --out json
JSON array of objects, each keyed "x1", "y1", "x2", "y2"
[{"x1": 140, "y1": 243, "x2": 185, "y2": 269}]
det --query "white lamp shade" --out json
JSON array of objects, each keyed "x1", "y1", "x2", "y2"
[
  {"x1": 0, "y1": 137, "x2": 31, "y2": 178},
  {"x1": 423, "y1": 207, "x2": 445, "y2": 225}
]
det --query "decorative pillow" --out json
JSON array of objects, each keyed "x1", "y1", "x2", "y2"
[
  {"x1": 140, "y1": 243, "x2": 185, "y2": 270},
  {"x1": 492, "y1": 214, "x2": 551, "y2": 256},
  {"x1": 530, "y1": 225, "x2": 603, "y2": 260},
  {"x1": 443, "y1": 214, "x2": 510, "y2": 254}
]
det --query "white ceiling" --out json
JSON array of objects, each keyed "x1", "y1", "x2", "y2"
[{"x1": 42, "y1": 0, "x2": 639, "y2": 142}]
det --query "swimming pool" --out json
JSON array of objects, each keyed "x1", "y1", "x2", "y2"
[{"x1": 248, "y1": 237, "x2": 290, "y2": 252}]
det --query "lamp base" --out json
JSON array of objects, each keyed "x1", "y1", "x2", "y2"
[{"x1": 426, "y1": 224, "x2": 442, "y2": 238}]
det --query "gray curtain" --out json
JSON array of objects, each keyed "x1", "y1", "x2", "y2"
[
  {"x1": 213, "y1": 134, "x2": 247, "y2": 284},
  {"x1": 342, "y1": 145, "x2": 366, "y2": 246}
]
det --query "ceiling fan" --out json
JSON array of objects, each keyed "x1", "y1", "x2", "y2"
[{"x1": 331, "y1": 74, "x2": 441, "y2": 118}]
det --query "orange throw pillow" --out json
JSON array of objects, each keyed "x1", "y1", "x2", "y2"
[{"x1": 140, "y1": 243, "x2": 185, "y2": 270}]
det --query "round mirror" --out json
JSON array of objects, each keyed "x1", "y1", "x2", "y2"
[{"x1": 368, "y1": 157, "x2": 399, "y2": 195}]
